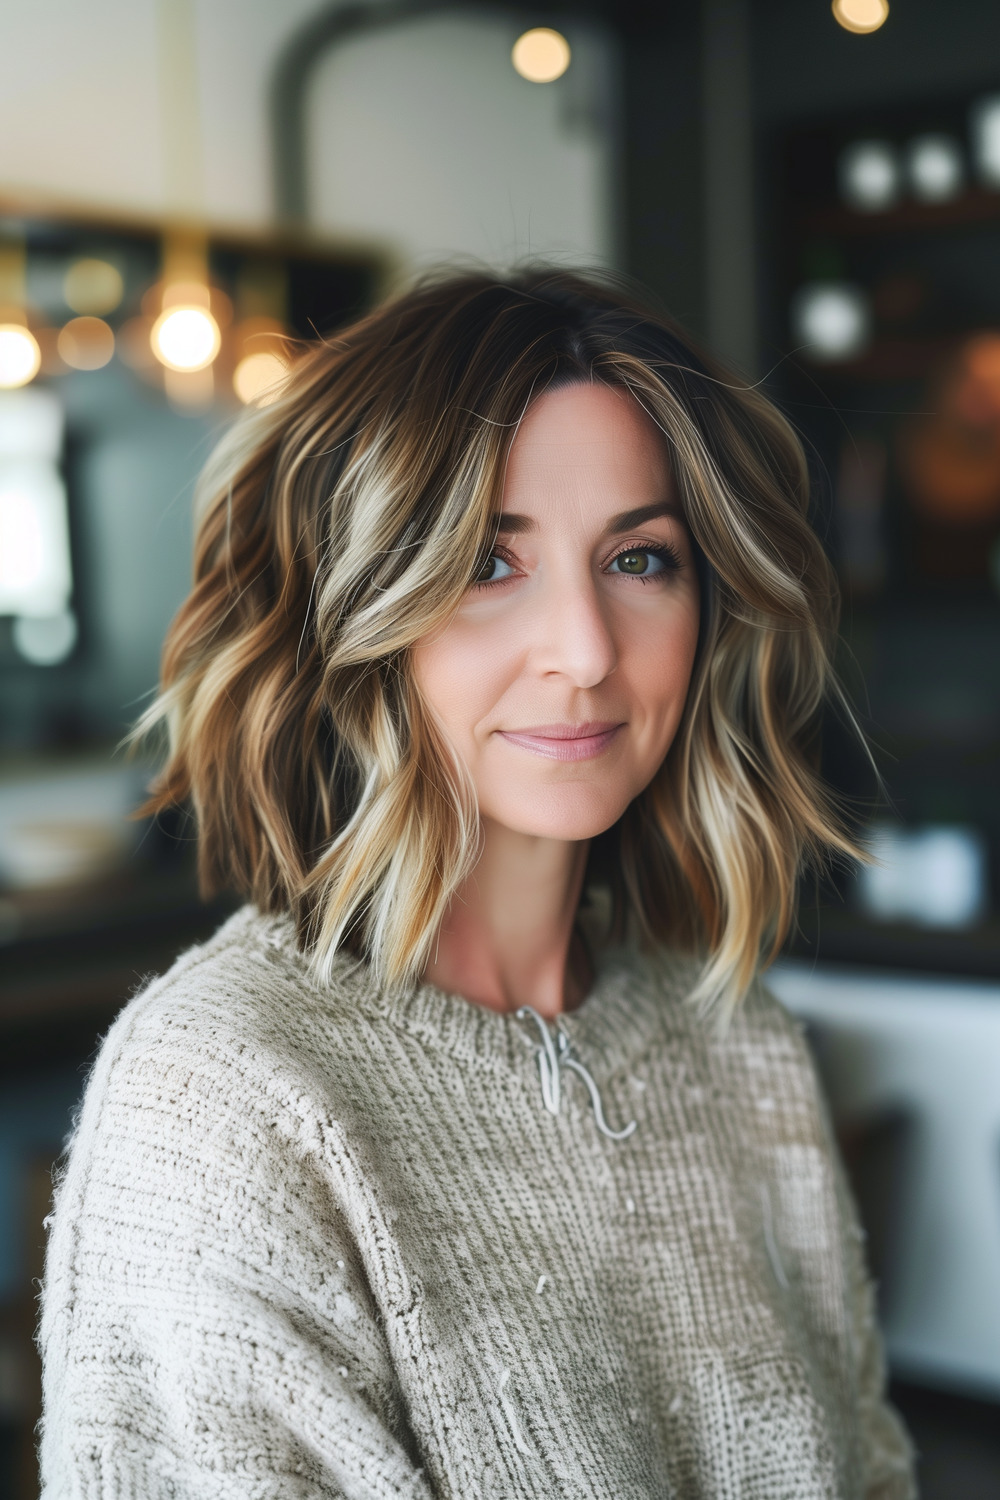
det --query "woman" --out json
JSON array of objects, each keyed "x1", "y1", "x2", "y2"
[{"x1": 39, "y1": 269, "x2": 914, "y2": 1498}]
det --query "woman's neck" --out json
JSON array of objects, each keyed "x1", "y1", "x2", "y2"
[{"x1": 422, "y1": 822, "x2": 592, "y2": 1019}]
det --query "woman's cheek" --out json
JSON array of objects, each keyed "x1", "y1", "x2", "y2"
[
  {"x1": 622, "y1": 593, "x2": 698, "y2": 675},
  {"x1": 414, "y1": 619, "x2": 511, "y2": 746}
]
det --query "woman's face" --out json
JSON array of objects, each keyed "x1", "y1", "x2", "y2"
[{"x1": 411, "y1": 382, "x2": 701, "y2": 843}]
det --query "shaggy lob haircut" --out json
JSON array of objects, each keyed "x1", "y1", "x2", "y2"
[{"x1": 138, "y1": 267, "x2": 859, "y2": 1013}]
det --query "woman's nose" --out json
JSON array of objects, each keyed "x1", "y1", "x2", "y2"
[{"x1": 532, "y1": 572, "x2": 618, "y2": 687}]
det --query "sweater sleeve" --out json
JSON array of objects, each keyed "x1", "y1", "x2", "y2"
[{"x1": 38, "y1": 989, "x2": 433, "y2": 1500}]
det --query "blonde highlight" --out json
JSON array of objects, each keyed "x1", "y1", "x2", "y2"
[{"x1": 136, "y1": 267, "x2": 863, "y2": 1013}]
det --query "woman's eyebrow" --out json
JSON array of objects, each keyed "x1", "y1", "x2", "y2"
[
  {"x1": 492, "y1": 512, "x2": 535, "y2": 535},
  {"x1": 604, "y1": 500, "x2": 684, "y2": 534},
  {"x1": 493, "y1": 500, "x2": 683, "y2": 537}
]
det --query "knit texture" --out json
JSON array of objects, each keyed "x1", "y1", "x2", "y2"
[{"x1": 39, "y1": 906, "x2": 914, "y2": 1499}]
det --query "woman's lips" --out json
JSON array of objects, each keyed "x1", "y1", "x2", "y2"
[{"x1": 497, "y1": 722, "x2": 624, "y2": 762}]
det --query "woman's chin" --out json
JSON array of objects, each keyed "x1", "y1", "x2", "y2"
[{"x1": 482, "y1": 789, "x2": 629, "y2": 843}]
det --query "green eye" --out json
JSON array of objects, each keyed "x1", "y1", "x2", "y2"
[
  {"x1": 609, "y1": 545, "x2": 680, "y2": 579},
  {"x1": 615, "y1": 549, "x2": 652, "y2": 575}
]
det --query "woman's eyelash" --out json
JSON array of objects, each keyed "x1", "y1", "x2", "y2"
[
  {"x1": 607, "y1": 540, "x2": 683, "y2": 578},
  {"x1": 472, "y1": 545, "x2": 518, "y2": 586},
  {"x1": 472, "y1": 539, "x2": 683, "y2": 589}
]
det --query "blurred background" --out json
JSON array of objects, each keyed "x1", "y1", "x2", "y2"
[{"x1": 1, "y1": 0, "x2": 999, "y2": 1494}]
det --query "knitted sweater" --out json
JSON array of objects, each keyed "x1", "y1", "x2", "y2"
[{"x1": 39, "y1": 906, "x2": 914, "y2": 1500}]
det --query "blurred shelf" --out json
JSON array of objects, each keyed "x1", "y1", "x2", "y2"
[
  {"x1": 796, "y1": 186, "x2": 1000, "y2": 241},
  {"x1": 788, "y1": 907, "x2": 1000, "y2": 982},
  {"x1": 814, "y1": 336, "x2": 957, "y2": 382},
  {"x1": 0, "y1": 861, "x2": 237, "y2": 1071}
]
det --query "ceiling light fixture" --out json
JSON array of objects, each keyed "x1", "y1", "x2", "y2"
[
  {"x1": 150, "y1": 234, "x2": 223, "y2": 377},
  {"x1": 512, "y1": 27, "x2": 571, "y2": 83},
  {"x1": 832, "y1": 0, "x2": 889, "y2": 34},
  {"x1": 151, "y1": 299, "x2": 221, "y2": 373},
  {"x1": 0, "y1": 325, "x2": 42, "y2": 389}
]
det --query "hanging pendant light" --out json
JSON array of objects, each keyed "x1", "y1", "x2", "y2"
[
  {"x1": 148, "y1": 232, "x2": 226, "y2": 408},
  {"x1": 0, "y1": 238, "x2": 42, "y2": 389},
  {"x1": 832, "y1": 0, "x2": 889, "y2": 34},
  {"x1": 512, "y1": 28, "x2": 571, "y2": 82}
]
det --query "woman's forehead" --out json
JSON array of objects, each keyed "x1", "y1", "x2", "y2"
[
  {"x1": 511, "y1": 380, "x2": 659, "y2": 448},
  {"x1": 499, "y1": 383, "x2": 674, "y2": 522}
]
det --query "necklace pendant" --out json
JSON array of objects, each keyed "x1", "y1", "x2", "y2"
[{"x1": 516, "y1": 1006, "x2": 638, "y2": 1142}]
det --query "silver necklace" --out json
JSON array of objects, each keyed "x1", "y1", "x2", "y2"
[{"x1": 516, "y1": 1005, "x2": 637, "y2": 1142}]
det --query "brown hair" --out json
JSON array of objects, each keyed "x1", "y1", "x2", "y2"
[{"x1": 136, "y1": 267, "x2": 860, "y2": 1013}]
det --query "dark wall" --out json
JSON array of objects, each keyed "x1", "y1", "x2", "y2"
[
  {"x1": 754, "y1": 0, "x2": 1000, "y2": 122},
  {"x1": 620, "y1": 5, "x2": 706, "y2": 337}
]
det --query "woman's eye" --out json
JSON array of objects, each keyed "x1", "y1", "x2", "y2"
[
  {"x1": 608, "y1": 546, "x2": 676, "y2": 578},
  {"x1": 474, "y1": 552, "x2": 516, "y2": 585}
]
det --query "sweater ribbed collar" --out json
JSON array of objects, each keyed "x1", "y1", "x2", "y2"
[{"x1": 246, "y1": 907, "x2": 690, "y2": 1086}]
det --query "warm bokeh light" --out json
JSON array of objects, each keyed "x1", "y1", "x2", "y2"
[
  {"x1": 150, "y1": 304, "x2": 221, "y2": 372},
  {"x1": 0, "y1": 325, "x2": 42, "y2": 388},
  {"x1": 832, "y1": 0, "x2": 889, "y2": 34},
  {"x1": 164, "y1": 366, "x2": 215, "y2": 412},
  {"x1": 512, "y1": 28, "x2": 571, "y2": 83},
  {"x1": 0, "y1": 487, "x2": 45, "y2": 595},
  {"x1": 233, "y1": 350, "x2": 287, "y2": 405},
  {"x1": 901, "y1": 334, "x2": 1000, "y2": 523},
  {"x1": 115, "y1": 316, "x2": 157, "y2": 373},
  {"x1": 57, "y1": 316, "x2": 115, "y2": 371},
  {"x1": 63, "y1": 258, "x2": 124, "y2": 316}
]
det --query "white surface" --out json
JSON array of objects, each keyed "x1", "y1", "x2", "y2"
[
  {"x1": 307, "y1": 11, "x2": 618, "y2": 270},
  {"x1": 0, "y1": 388, "x2": 72, "y2": 619},
  {"x1": 0, "y1": 388, "x2": 63, "y2": 461},
  {"x1": 0, "y1": 0, "x2": 317, "y2": 223},
  {"x1": 770, "y1": 959, "x2": 1000, "y2": 1397},
  {"x1": 0, "y1": 462, "x2": 72, "y2": 618},
  {"x1": 0, "y1": 0, "x2": 618, "y2": 273},
  {"x1": 0, "y1": 761, "x2": 149, "y2": 889},
  {"x1": 859, "y1": 822, "x2": 989, "y2": 929}
]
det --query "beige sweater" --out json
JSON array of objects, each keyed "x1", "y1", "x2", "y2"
[{"x1": 39, "y1": 906, "x2": 914, "y2": 1499}]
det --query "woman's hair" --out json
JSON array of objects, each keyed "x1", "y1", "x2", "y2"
[{"x1": 136, "y1": 266, "x2": 861, "y2": 1014}]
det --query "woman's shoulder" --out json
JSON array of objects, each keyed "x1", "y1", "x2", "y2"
[
  {"x1": 52, "y1": 907, "x2": 384, "y2": 1246},
  {"x1": 621, "y1": 938, "x2": 805, "y2": 1040},
  {"x1": 627, "y1": 942, "x2": 822, "y2": 1094},
  {"x1": 86, "y1": 905, "x2": 373, "y2": 1130},
  {"x1": 40, "y1": 910, "x2": 389, "y2": 1434},
  {"x1": 617, "y1": 946, "x2": 835, "y2": 1159},
  {"x1": 113, "y1": 902, "x2": 354, "y2": 1032}
]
